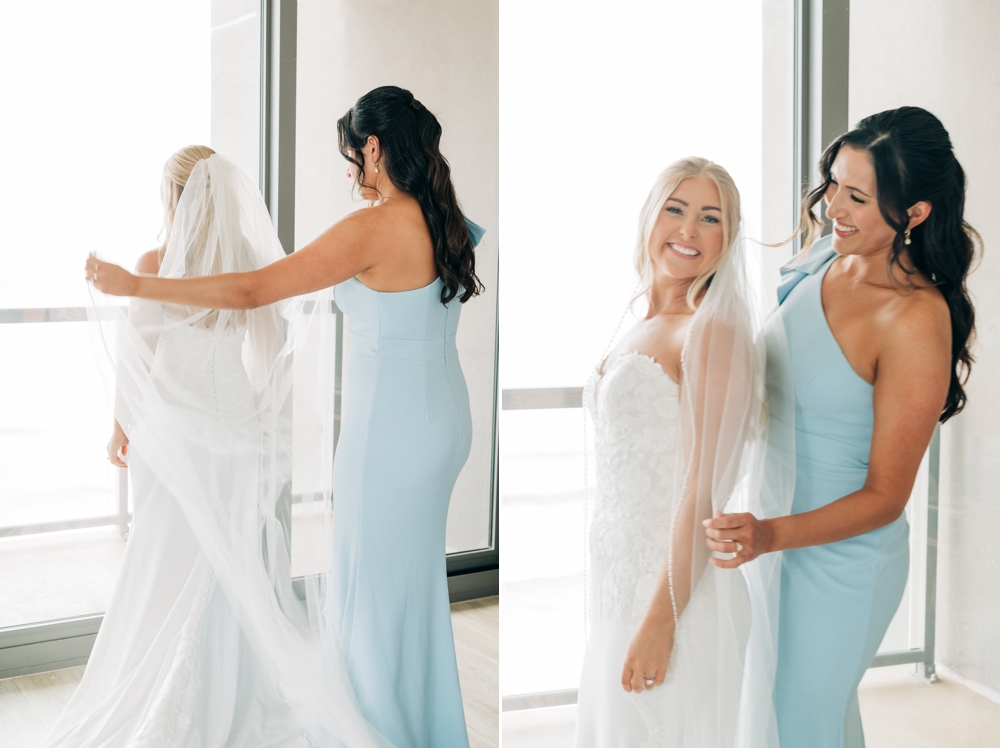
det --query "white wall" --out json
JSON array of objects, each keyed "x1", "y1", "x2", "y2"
[
  {"x1": 851, "y1": 0, "x2": 1000, "y2": 695},
  {"x1": 295, "y1": 0, "x2": 499, "y2": 553}
]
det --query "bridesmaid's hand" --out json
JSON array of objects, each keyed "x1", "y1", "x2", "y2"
[
  {"x1": 621, "y1": 615, "x2": 675, "y2": 693},
  {"x1": 85, "y1": 253, "x2": 137, "y2": 297},
  {"x1": 704, "y1": 510, "x2": 774, "y2": 568}
]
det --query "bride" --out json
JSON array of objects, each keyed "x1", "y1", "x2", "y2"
[
  {"x1": 50, "y1": 146, "x2": 384, "y2": 747},
  {"x1": 577, "y1": 157, "x2": 784, "y2": 747}
]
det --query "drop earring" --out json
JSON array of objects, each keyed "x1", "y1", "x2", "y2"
[
  {"x1": 904, "y1": 228, "x2": 912, "y2": 245},
  {"x1": 375, "y1": 161, "x2": 380, "y2": 174}
]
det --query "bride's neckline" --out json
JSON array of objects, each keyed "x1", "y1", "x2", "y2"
[{"x1": 598, "y1": 350, "x2": 679, "y2": 387}]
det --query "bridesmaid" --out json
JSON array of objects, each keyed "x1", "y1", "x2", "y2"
[
  {"x1": 704, "y1": 106, "x2": 979, "y2": 747},
  {"x1": 85, "y1": 85, "x2": 485, "y2": 748}
]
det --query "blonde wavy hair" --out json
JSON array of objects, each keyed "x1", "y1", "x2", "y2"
[
  {"x1": 634, "y1": 157, "x2": 742, "y2": 310},
  {"x1": 158, "y1": 145, "x2": 216, "y2": 264}
]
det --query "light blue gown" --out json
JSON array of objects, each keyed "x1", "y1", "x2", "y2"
[
  {"x1": 772, "y1": 235, "x2": 910, "y2": 748},
  {"x1": 326, "y1": 221, "x2": 484, "y2": 748}
]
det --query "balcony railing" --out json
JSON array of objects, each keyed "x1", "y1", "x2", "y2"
[{"x1": 1, "y1": 307, "x2": 131, "y2": 540}]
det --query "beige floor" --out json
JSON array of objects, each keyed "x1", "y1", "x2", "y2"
[
  {"x1": 501, "y1": 664, "x2": 1000, "y2": 747},
  {"x1": 0, "y1": 596, "x2": 499, "y2": 748},
  {"x1": 453, "y1": 597, "x2": 500, "y2": 748}
]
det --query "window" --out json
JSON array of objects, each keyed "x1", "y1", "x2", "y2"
[
  {"x1": 0, "y1": 0, "x2": 259, "y2": 657},
  {"x1": 499, "y1": 0, "x2": 766, "y2": 699}
]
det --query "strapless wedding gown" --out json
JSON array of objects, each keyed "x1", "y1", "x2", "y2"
[
  {"x1": 575, "y1": 351, "x2": 748, "y2": 748},
  {"x1": 43, "y1": 324, "x2": 313, "y2": 748}
]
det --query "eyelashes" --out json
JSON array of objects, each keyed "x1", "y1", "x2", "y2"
[
  {"x1": 829, "y1": 180, "x2": 868, "y2": 205},
  {"x1": 665, "y1": 206, "x2": 721, "y2": 222}
]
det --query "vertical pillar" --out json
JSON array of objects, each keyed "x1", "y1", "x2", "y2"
[
  {"x1": 924, "y1": 426, "x2": 941, "y2": 682},
  {"x1": 794, "y1": 0, "x2": 850, "y2": 245},
  {"x1": 117, "y1": 467, "x2": 129, "y2": 539},
  {"x1": 260, "y1": 0, "x2": 298, "y2": 557},
  {"x1": 261, "y1": 0, "x2": 297, "y2": 255}
]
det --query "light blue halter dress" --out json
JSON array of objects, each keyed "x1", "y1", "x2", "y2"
[
  {"x1": 771, "y1": 235, "x2": 910, "y2": 748},
  {"x1": 325, "y1": 220, "x2": 484, "y2": 748}
]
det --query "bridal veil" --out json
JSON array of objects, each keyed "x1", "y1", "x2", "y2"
[
  {"x1": 671, "y1": 221, "x2": 797, "y2": 748},
  {"x1": 86, "y1": 154, "x2": 390, "y2": 747}
]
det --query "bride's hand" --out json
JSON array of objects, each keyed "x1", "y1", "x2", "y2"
[
  {"x1": 704, "y1": 509, "x2": 774, "y2": 568},
  {"x1": 107, "y1": 420, "x2": 129, "y2": 468},
  {"x1": 621, "y1": 615, "x2": 675, "y2": 693},
  {"x1": 85, "y1": 253, "x2": 136, "y2": 297}
]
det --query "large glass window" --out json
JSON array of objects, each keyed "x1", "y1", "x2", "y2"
[
  {"x1": 500, "y1": 0, "x2": 765, "y2": 697},
  {"x1": 0, "y1": 0, "x2": 260, "y2": 630}
]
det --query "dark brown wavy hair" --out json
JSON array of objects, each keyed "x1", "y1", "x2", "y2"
[
  {"x1": 797, "y1": 106, "x2": 980, "y2": 422},
  {"x1": 337, "y1": 85, "x2": 483, "y2": 304}
]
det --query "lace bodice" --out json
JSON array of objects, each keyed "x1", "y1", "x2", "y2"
[
  {"x1": 150, "y1": 324, "x2": 254, "y2": 420},
  {"x1": 585, "y1": 352, "x2": 682, "y2": 618}
]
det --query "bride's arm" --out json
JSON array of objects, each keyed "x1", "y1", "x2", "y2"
[
  {"x1": 107, "y1": 249, "x2": 162, "y2": 467},
  {"x1": 620, "y1": 486, "x2": 700, "y2": 693},
  {"x1": 86, "y1": 211, "x2": 378, "y2": 308},
  {"x1": 620, "y1": 424, "x2": 712, "y2": 695},
  {"x1": 621, "y1": 320, "x2": 751, "y2": 693}
]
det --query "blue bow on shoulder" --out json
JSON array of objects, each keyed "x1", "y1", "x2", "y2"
[
  {"x1": 464, "y1": 217, "x2": 486, "y2": 248},
  {"x1": 776, "y1": 234, "x2": 838, "y2": 305}
]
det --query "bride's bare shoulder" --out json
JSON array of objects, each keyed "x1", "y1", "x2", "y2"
[{"x1": 135, "y1": 249, "x2": 160, "y2": 275}]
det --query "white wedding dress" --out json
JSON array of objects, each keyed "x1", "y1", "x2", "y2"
[
  {"x1": 47, "y1": 154, "x2": 386, "y2": 748},
  {"x1": 572, "y1": 211, "x2": 792, "y2": 748},
  {"x1": 575, "y1": 351, "x2": 749, "y2": 748},
  {"x1": 43, "y1": 323, "x2": 313, "y2": 748}
]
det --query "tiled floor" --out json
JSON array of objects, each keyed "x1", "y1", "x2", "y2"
[
  {"x1": 0, "y1": 597, "x2": 499, "y2": 748},
  {"x1": 501, "y1": 664, "x2": 1000, "y2": 747}
]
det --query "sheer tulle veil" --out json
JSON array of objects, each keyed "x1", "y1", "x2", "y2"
[
  {"x1": 673, "y1": 221, "x2": 796, "y2": 748},
  {"x1": 87, "y1": 154, "x2": 392, "y2": 747}
]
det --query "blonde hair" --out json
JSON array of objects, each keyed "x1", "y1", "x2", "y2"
[
  {"x1": 157, "y1": 145, "x2": 247, "y2": 330},
  {"x1": 158, "y1": 145, "x2": 216, "y2": 264},
  {"x1": 633, "y1": 157, "x2": 742, "y2": 309}
]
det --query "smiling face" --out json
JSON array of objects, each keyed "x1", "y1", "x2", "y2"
[
  {"x1": 647, "y1": 176, "x2": 726, "y2": 283},
  {"x1": 823, "y1": 145, "x2": 900, "y2": 256}
]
